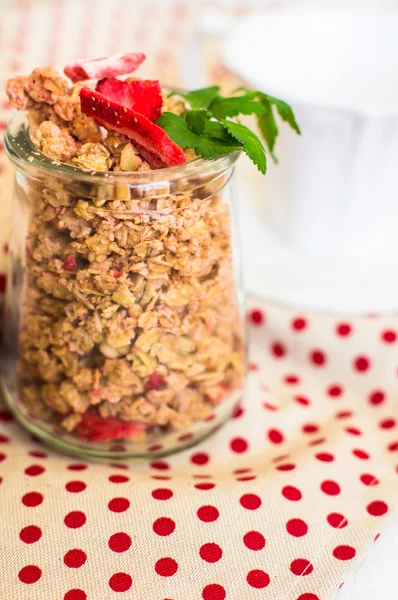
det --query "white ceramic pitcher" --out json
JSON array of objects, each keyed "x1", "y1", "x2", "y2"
[{"x1": 223, "y1": 7, "x2": 398, "y2": 313}]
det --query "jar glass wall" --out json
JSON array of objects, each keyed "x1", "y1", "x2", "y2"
[{"x1": 1, "y1": 112, "x2": 245, "y2": 459}]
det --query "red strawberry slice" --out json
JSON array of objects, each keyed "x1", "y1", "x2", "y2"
[
  {"x1": 134, "y1": 142, "x2": 167, "y2": 169},
  {"x1": 64, "y1": 52, "x2": 146, "y2": 83},
  {"x1": 96, "y1": 78, "x2": 163, "y2": 121},
  {"x1": 74, "y1": 410, "x2": 147, "y2": 442},
  {"x1": 80, "y1": 87, "x2": 186, "y2": 167}
]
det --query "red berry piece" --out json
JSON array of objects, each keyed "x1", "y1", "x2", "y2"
[
  {"x1": 64, "y1": 52, "x2": 146, "y2": 82},
  {"x1": 64, "y1": 255, "x2": 77, "y2": 271},
  {"x1": 96, "y1": 78, "x2": 163, "y2": 121}
]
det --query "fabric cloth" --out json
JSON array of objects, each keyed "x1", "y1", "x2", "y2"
[{"x1": 0, "y1": 2, "x2": 397, "y2": 599}]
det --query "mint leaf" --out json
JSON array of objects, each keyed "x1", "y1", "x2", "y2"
[
  {"x1": 221, "y1": 119, "x2": 266, "y2": 174},
  {"x1": 268, "y1": 95, "x2": 301, "y2": 135},
  {"x1": 171, "y1": 85, "x2": 221, "y2": 110},
  {"x1": 157, "y1": 112, "x2": 242, "y2": 159},
  {"x1": 204, "y1": 120, "x2": 237, "y2": 142},
  {"x1": 256, "y1": 93, "x2": 279, "y2": 163},
  {"x1": 185, "y1": 109, "x2": 208, "y2": 135},
  {"x1": 210, "y1": 95, "x2": 265, "y2": 119},
  {"x1": 156, "y1": 112, "x2": 197, "y2": 147}
]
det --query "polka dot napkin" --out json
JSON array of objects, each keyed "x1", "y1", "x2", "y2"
[
  {"x1": 1, "y1": 2, "x2": 398, "y2": 599},
  {"x1": 1, "y1": 300, "x2": 398, "y2": 599}
]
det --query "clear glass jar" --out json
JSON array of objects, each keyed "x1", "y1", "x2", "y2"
[{"x1": 1, "y1": 112, "x2": 245, "y2": 460}]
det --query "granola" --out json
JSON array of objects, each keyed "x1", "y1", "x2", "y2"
[{"x1": 6, "y1": 56, "x2": 245, "y2": 446}]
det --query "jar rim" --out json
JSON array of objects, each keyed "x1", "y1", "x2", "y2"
[{"x1": 4, "y1": 111, "x2": 240, "y2": 185}]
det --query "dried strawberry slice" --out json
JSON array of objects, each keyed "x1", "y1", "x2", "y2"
[
  {"x1": 80, "y1": 87, "x2": 186, "y2": 167},
  {"x1": 146, "y1": 373, "x2": 167, "y2": 392},
  {"x1": 74, "y1": 410, "x2": 147, "y2": 442},
  {"x1": 134, "y1": 142, "x2": 167, "y2": 170},
  {"x1": 96, "y1": 78, "x2": 163, "y2": 121},
  {"x1": 64, "y1": 52, "x2": 146, "y2": 83},
  {"x1": 64, "y1": 255, "x2": 77, "y2": 271}
]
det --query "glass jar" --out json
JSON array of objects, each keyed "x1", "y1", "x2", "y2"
[{"x1": 1, "y1": 112, "x2": 245, "y2": 460}]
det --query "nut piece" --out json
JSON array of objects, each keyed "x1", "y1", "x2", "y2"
[{"x1": 72, "y1": 143, "x2": 112, "y2": 171}]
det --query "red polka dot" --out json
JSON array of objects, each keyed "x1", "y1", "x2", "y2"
[
  {"x1": 309, "y1": 437, "x2": 326, "y2": 446},
  {"x1": 353, "y1": 448, "x2": 370, "y2": 459},
  {"x1": 297, "y1": 595, "x2": 320, "y2": 600},
  {"x1": 302, "y1": 423, "x2": 319, "y2": 434},
  {"x1": 276, "y1": 463, "x2": 296, "y2": 471},
  {"x1": 155, "y1": 557, "x2": 178, "y2": 577},
  {"x1": 388, "y1": 441, "x2": 398, "y2": 451},
  {"x1": 246, "y1": 569, "x2": 270, "y2": 588},
  {"x1": 333, "y1": 545, "x2": 356, "y2": 560},
  {"x1": 249, "y1": 309, "x2": 264, "y2": 325},
  {"x1": 153, "y1": 517, "x2": 176, "y2": 536},
  {"x1": 65, "y1": 481, "x2": 86, "y2": 493},
  {"x1": 284, "y1": 374, "x2": 300, "y2": 384},
  {"x1": 290, "y1": 559, "x2": 314, "y2": 576},
  {"x1": 152, "y1": 488, "x2": 173, "y2": 500},
  {"x1": 327, "y1": 384, "x2": 343, "y2": 397},
  {"x1": 178, "y1": 433, "x2": 193, "y2": 442},
  {"x1": 18, "y1": 565, "x2": 41, "y2": 584},
  {"x1": 295, "y1": 395, "x2": 311, "y2": 406},
  {"x1": 64, "y1": 590, "x2": 87, "y2": 600},
  {"x1": 282, "y1": 486, "x2": 302, "y2": 501},
  {"x1": 108, "y1": 532, "x2": 132, "y2": 552},
  {"x1": 191, "y1": 452, "x2": 209, "y2": 465},
  {"x1": 67, "y1": 464, "x2": 87, "y2": 472},
  {"x1": 108, "y1": 497, "x2": 130, "y2": 513},
  {"x1": 151, "y1": 475, "x2": 171, "y2": 481},
  {"x1": 230, "y1": 437, "x2": 248, "y2": 453},
  {"x1": 109, "y1": 474, "x2": 129, "y2": 483},
  {"x1": 22, "y1": 492, "x2": 43, "y2": 507},
  {"x1": 286, "y1": 519, "x2": 308, "y2": 537},
  {"x1": 271, "y1": 341, "x2": 286, "y2": 358},
  {"x1": 150, "y1": 460, "x2": 169, "y2": 470},
  {"x1": 315, "y1": 452, "x2": 334, "y2": 462},
  {"x1": 240, "y1": 493, "x2": 261, "y2": 510},
  {"x1": 263, "y1": 402, "x2": 278, "y2": 411},
  {"x1": 380, "y1": 418, "x2": 396, "y2": 429},
  {"x1": 367, "y1": 501, "x2": 388, "y2": 516},
  {"x1": 202, "y1": 584, "x2": 226, "y2": 600},
  {"x1": 19, "y1": 525, "x2": 42, "y2": 543},
  {"x1": 64, "y1": 549, "x2": 87, "y2": 568},
  {"x1": 147, "y1": 444, "x2": 163, "y2": 452},
  {"x1": 195, "y1": 482, "x2": 215, "y2": 490},
  {"x1": 321, "y1": 480, "x2": 340, "y2": 495},
  {"x1": 310, "y1": 350, "x2": 326, "y2": 366},
  {"x1": 197, "y1": 505, "x2": 219, "y2": 522},
  {"x1": 0, "y1": 453, "x2": 7, "y2": 462},
  {"x1": 233, "y1": 405, "x2": 244, "y2": 419},
  {"x1": 268, "y1": 428, "x2": 284, "y2": 444},
  {"x1": 292, "y1": 317, "x2": 307, "y2": 331},
  {"x1": 243, "y1": 530, "x2": 266, "y2": 550},
  {"x1": 353, "y1": 356, "x2": 370, "y2": 372},
  {"x1": 24, "y1": 465, "x2": 45, "y2": 476},
  {"x1": 381, "y1": 330, "x2": 396, "y2": 343},
  {"x1": 336, "y1": 323, "x2": 352, "y2": 337},
  {"x1": 360, "y1": 474, "x2": 379, "y2": 486},
  {"x1": 199, "y1": 543, "x2": 222, "y2": 563},
  {"x1": 0, "y1": 434, "x2": 9, "y2": 442},
  {"x1": 345, "y1": 426, "x2": 362, "y2": 436},
  {"x1": 28, "y1": 450, "x2": 47, "y2": 458},
  {"x1": 369, "y1": 390, "x2": 385, "y2": 405},
  {"x1": 64, "y1": 511, "x2": 86, "y2": 528},
  {"x1": 327, "y1": 513, "x2": 348, "y2": 528},
  {"x1": 336, "y1": 410, "x2": 353, "y2": 419},
  {"x1": 109, "y1": 573, "x2": 132, "y2": 592}
]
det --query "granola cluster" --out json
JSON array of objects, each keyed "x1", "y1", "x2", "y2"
[{"x1": 7, "y1": 65, "x2": 244, "y2": 444}]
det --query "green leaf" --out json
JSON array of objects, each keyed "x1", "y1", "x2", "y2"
[
  {"x1": 255, "y1": 93, "x2": 279, "y2": 163},
  {"x1": 210, "y1": 95, "x2": 265, "y2": 119},
  {"x1": 268, "y1": 95, "x2": 301, "y2": 135},
  {"x1": 170, "y1": 86, "x2": 221, "y2": 110},
  {"x1": 221, "y1": 119, "x2": 266, "y2": 174},
  {"x1": 157, "y1": 112, "x2": 242, "y2": 159},
  {"x1": 156, "y1": 112, "x2": 197, "y2": 148},
  {"x1": 204, "y1": 120, "x2": 237, "y2": 142},
  {"x1": 185, "y1": 109, "x2": 208, "y2": 135}
]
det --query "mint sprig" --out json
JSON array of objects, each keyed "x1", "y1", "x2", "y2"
[{"x1": 158, "y1": 86, "x2": 300, "y2": 174}]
